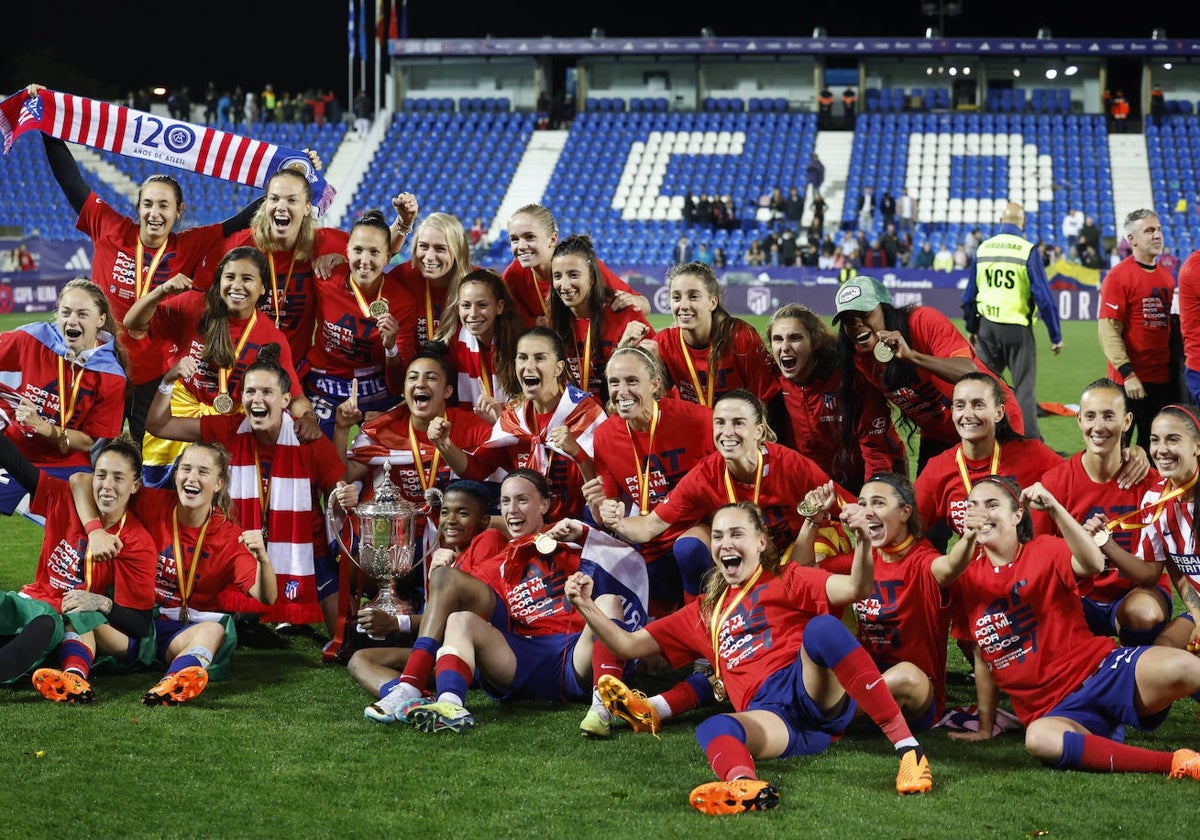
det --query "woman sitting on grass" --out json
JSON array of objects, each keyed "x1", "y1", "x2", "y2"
[
  {"x1": 0, "y1": 435, "x2": 156, "y2": 699},
  {"x1": 70, "y1": 442, "x2": 285, "y2": 706},
  {"x1": 566, "y1": 501, "x2": 934, "y2": 816},
  {"x1": 938, "y1": 474, "x2": 1200, "y2": 780}
]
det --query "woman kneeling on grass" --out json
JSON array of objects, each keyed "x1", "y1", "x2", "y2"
[
  {"x1": 69, "y1": 442, "x2": 281, "y2": 705},
  {"x1": 565, "y1": 501, "x2": 933, "y2": 816},
  {"x1": 939, "y1": 474, "x2": 1200, "y2": 780}
]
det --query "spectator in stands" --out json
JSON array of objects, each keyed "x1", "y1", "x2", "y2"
[
  {"x1": 672, "y1": 234, "x2": 694, "y2": 265},
  {"x1": 217, "y1": 89, "x2": 233, "y2": 123},
  {"x1": 203, "y1": 82, "x2": 219, "y2": 124},
  {"x1": 279, "y1": 93, "x2": 297, "y2": 123},
  {"x1": 817, "y1": 86, "x2": 835, "y2": 130},
  {"x1": 932, "y1": 241, "x2": 954, "y2": 272},
  {"x1": 1079, "y1": 214, "x2": 1103, "y2": 259},
  {"x1": 15, "y1": 244, "x2": 35, "y2": 271},
  {"x1": 695, "y1": 242, "x2": 713, "y2": 266},
  {"x1": 785, "y1": 187, "x2": 805, "y2": 228},
  {"x1": 353, "y1": 90, "x2": 372, "y2": 136},
  {"x1": 744, "y1": 239, "x2": 766, "y2": 267},
  {"x1": 261, "y1": 84, "x2": 277, "y2": 123},
  {"x1": 682, "y1": 191, "x2": 697, "y2": 225},
  {"x1": 880, "y1": 223, "x2": 900, "y2": 267},
  {"x1": 952, "y1": 243, "x2": 969, "y2": 271},
  {"x1": 879, "y1": 190, "x2": 896, "y2": 230},
  {"x1": 862, "y1": 237, "x2": 888, "y2": 269},
  {"x1": 1062, "y1": 208, "x2": 1085, "y2": 243},
  {"x1": 1079, "y1": 239, "x2": 1105, "y2": 269},
  {"x1": 841, "y1": 86, "x2": 857, "y2": 129},
  {"x1": 896, "y1": 233, "x2": 914, "y2": 269},
  {"x1": 711, "y1": 197, "x2": 732, "y2": 232},
  {"x1": 798, "y1": 241, "x2": 819, "y2": 268},
  {"x1": 897, "y1": 188, "x2": 917, "y2": 235},
  {"x1": 779, "y1": 230, "x2": 798, "y2": 267},
  {"x1": 963, "y1": 227, "x2": 983, "y2": 262},
  {"x1": 696, "y1": 193, "x2": 713, "y2": 228},
  {"x1": 1158, "y1": 245, "x2": 1180, "y2": 278},
  {"x1": 857, "y1": 186, "x2": 876, "y2": 233},
  {"x1": 766, "y1": 188, "x2": 786, "y2": 227},
  {"x1": 805, "y1": 154, "x2": 825, "y2": 195},
  {"x1": 809, "y1": 192, "x2": 827, "y2": 239},
  {"x1": 1110, "y1": 90, "x2": 1130, "y2": 133},
  {"x1": 1150, "y1": 84, "x2": 1166, "y2": 128},
  {"x1": 914, "y1": 240, "x2": 936, "y2": 269},
  {"x1": 243, "y1": 90, "x2": 259, "y2": 126},
  {"x1": 839, "y1": 230, "x2": 860, "y2": 267}
]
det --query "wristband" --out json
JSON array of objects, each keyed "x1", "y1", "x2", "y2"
[
  {"x1": 84, "y1": 518, "x2": 104, "y2": 534},
  {"x1": 1117, "y1": 363, "x2": 1136, "y2": 379},
  {"x1": 384, "y1": 344, "x2": 399, "y2": 358},
  {"x1": 158, "y1": 380, "x2": 176, "y2": 395}
]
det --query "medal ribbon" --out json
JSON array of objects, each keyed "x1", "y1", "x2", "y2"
[
  {"x1": 678, "y1": 329, "x2": 714, "y2": 407},
  {"x1": 134, "y1": 238, "x2": 169, "y2": 300},
  {"x1": 172, "y1": 507, "x2": 212, "y2": 616},
  {"x1": 83, "y1": 513, "x2": 126, "y2": 589},
  {"x1": 527, "y1": 403, "x2": 553, "y2": 473},
  {"x1": 56, "y1": 355, "x2": 84, "y2": 427},
  {"x1": 423, "y1": 278, "x2": 436, "y2": 343},
  {"x1": 349, "y1": 276, "x2": 385, "y2": 319},
  {"x1": 954, "y1": 441, "x2": 1001, "y2": 495},
  {"x1": 627, "y1": 401, "x2": 660, "y2": 514},
  {"x1": 216, "y1": 310, "x2": 259, "y2": 401},
  {"x1": 251, "y1": 438, "x2": 271, "y2": 532},
  {"x1": 708, "y1": 565, "x2": 764, "y2": 689},
  {"x1": 1108, "y1": 469, "x2": 1200, "y2": 532},
  {"x1": 408, "y1": 415, "x2": 443, "y2": 492},
  {"x1": 266, "y1": 251, "x2": 297, "y2": 327},
  {"x1": 723, "y1": 446, "x2": 764, "y2": 505},
  {"x1": 880, "y1": 533, "x2": 915, "y2": 556},
  {"x1": 580, "y1": 320, "x2": 592, "y2": 393}
]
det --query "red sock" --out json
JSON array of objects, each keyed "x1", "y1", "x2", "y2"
[
  {"x1": 433, "y1": 651, "x2": 473, "y2": 703},
  {"x1": 831, "y1": 645, "x2": 913, "y2": 745},
  {"x1": 399, "y1": 643, "x2": 435, "y2": 691},
  {"x1": 1079, "y1": 734, "x2": 1174, "y2": 773},
  {"x1": 706, "y1": 734, "x2": 756, "y2": 782},
  {"x1": 592, "y1": 637, "x2": 624, "y2": 686},
  {"x1": 660, "y1": 673, "x2": 705, "y2": 716}
]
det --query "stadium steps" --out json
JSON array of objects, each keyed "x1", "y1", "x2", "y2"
[
  {"x1": 809, "y1": 131, "x2": 853, "y2": 229},
  {"x1": 1107, "y1": 133, "x2": 1155, "y2": 223},
  {"x1": 71, "y1": 143, "x2": 139, "y2": 206},
  {"x1": 323, "y1": 112, "x2": 390, "y2": 228},
  {"x1": 489, "y1": 129, "x2": 568, "y2": 240}
]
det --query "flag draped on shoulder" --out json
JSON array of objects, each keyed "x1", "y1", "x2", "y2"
[
  {"x1": 483, "y1": 384, "x2": 605, "y2": 472},
  {"x1": 0, "y1": 87, "x2": 336, "y2": 215},
  {"x1": 577, "y1": 527, "x2": 649, "y2": 633}
]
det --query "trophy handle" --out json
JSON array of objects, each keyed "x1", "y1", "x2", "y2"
[{"x1": 327, "y1": 488, "x2": 356, "y2": 561}]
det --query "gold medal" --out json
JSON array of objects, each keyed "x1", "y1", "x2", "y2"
[
  {"x1": 534, "y1": 533, "x2": 557, "y2": 555},
  {"x1": 368, "y1": 298, "x2": 390, "y2": 319},
  {"x1": 213, "y1": 392, "x2": 235, "y2": 414},
  {"x1": 178, "y1": 604, "x2": 190, "y2": 625},
  {"x1": 873, "y1": 341, "x2": 894, "y2": 363},
  {"x1": 711, "y1": 676, "x2": 727, "y2": 703},
  {"x1": 1092, "y1": 528, "x2": 1111, "y2": 547},
  {"x1": 797, "y1": 498, "x2": 821, "y2": 517}
]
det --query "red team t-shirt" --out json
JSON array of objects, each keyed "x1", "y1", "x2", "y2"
[
  {"x1": 1100, "y1": 257, "x2": 1176, "y2": 385},
  {"x1": 852, "y1": 306, "x2": 1025, "y2": 443},
  {"x1": 0, "y1": 329, "x2": 126, "y2": 468},
  {"x1": 502, "y1": 256, "x2": 636, "y2": 329},
  {"x1": 1034, "y1": 452, "x2": 1167, "y2": 602},
  {"x1": 132, "y1": 488, "x2": 260, "y2": 615},
  {"x1": 822, "y1": 540, "x2": 951, "y2": 716},
  {"x1": 646, "y1": 562, "x2": 834, "y2": 712},
  {"x1": 22, "y1": 475, "x2": 157, "y2": 612},
  {"x1": 307, "y1": 266, "x2": 419, "y2": 379},
  {"x1": 594, "y1": 397, "x2": 715, "y2": 564},
  {"x1": 142, "y1": 291, "x2": 301, "y2": 406},
  {"x1": 653, "y1": 321, "x2": 780, "y2": 407},
  {"x1": 654, "y1": 442, "x2": 848, "y2": 555},
  {"x1": 915, "y1": 439, "x2": 1064, "y2": 536},
  {"x1": 947, "y1": 536, "x2": 1117, "y2": 725},
  {"x1": 77, "y1": 193, "x2": 226, "y2": 384},
  {"x1": 563, "y1": 307, "x2": 655, "y2": 401},
  {"x1": 205, "y1": 227, "x2": 352, "y2": 364}
]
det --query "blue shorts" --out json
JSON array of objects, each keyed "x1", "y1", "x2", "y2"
[
  {"x1": 476, "y1": 628, "x2": 587, "y2": 703},
  {"x1": 304, "y1": 372, "x2": 392, "y2": 439},
  {"x1": 1186, "y1": 367, "x2": 1200, "y2": 405},
  {"x1": 748, "y1": 653, "x2": 858, "y2": 757},
  {"x1": 1082, "y1": 585, "x2": 1171, "y2": 644},
  {"x1": 1045, "y1": 646, "x2": 1170, "y2": 740}
]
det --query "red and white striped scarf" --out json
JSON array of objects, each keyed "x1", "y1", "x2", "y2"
[
  {"x1": 483, "y1": 384, "x2": 605, "y2": 472},
  {"x1": 222, "y1": 413, "x2": 323, "y2": 624},
  {"x1": 0, "y1": 88, "x2": 336, "y2": 214}
]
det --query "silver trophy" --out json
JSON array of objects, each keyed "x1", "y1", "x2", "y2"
[{"x1": 328, "y1": 462, "x2": 440, "y2": 620}]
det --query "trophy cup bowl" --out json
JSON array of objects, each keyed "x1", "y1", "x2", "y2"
[{"x1": 328, "y1": 466, "x2": 421, "y2": 620}]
